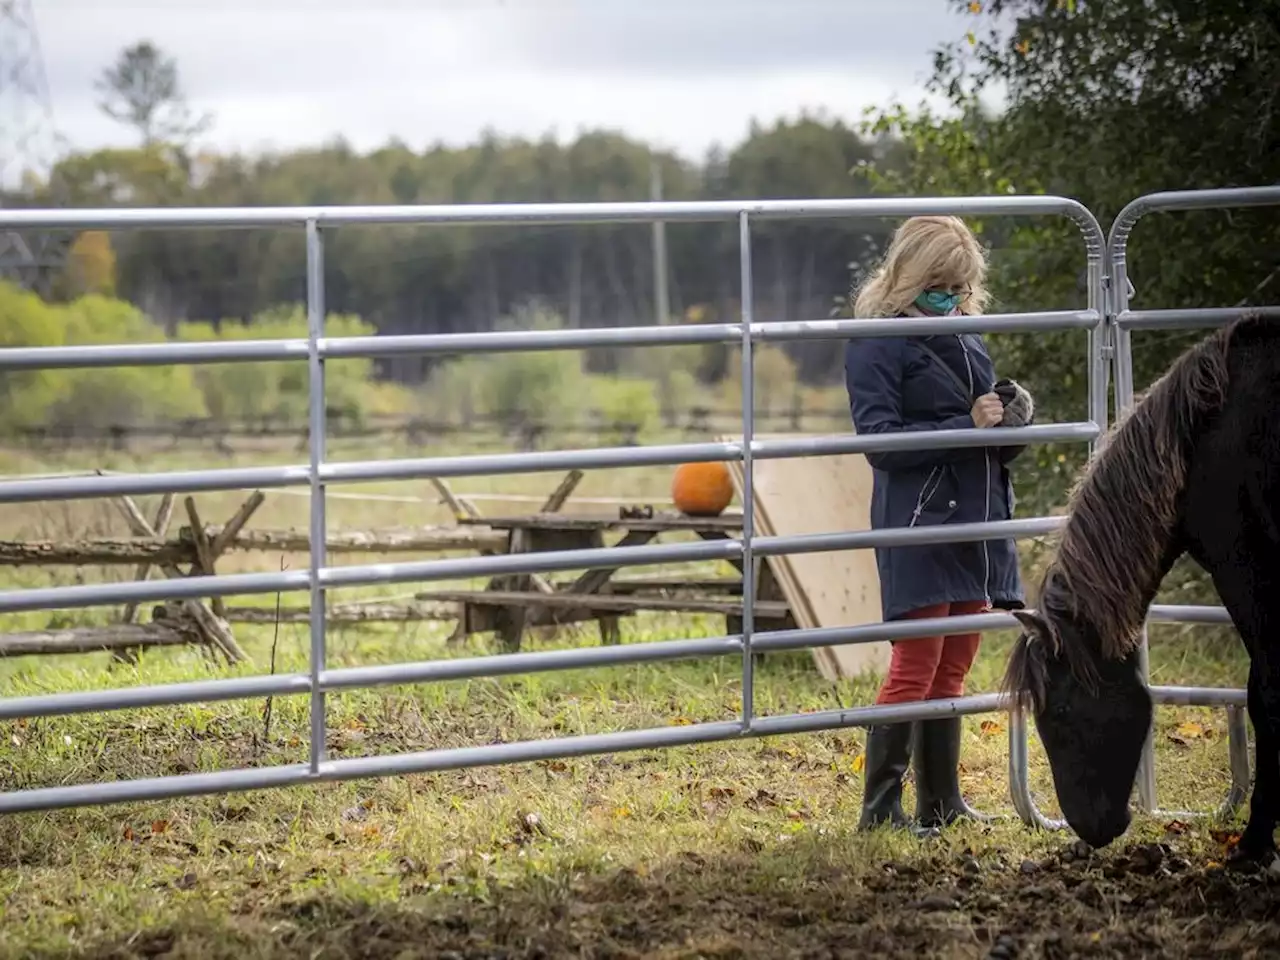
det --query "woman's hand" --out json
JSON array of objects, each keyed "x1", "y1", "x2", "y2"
[{"x1": 970, "y1": 392, "x2": 1004, "y2": 428}]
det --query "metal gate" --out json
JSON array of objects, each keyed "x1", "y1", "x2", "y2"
[
  {"x1": 1107, "y1": 185, "x2": 1280, "y2": 821},
  {"x1": 0, "y1": 190, "x2": 1248, "y2": 828}
]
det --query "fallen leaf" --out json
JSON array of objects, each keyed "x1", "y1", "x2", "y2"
[
  {"x1": 151, "y1": 820, "x2": 169, "y2": 835},
  {"x1": 980, "y1": 719, "x2": 1004, "y2": 737},
  {"x1": 852, "y1": 754, "x2": 866, "y2": 774},
  {"x1": 709, "y1": 786, "x2": 736, "y2": 800},
  {"x1": 966, "y1": 30, "x2": 976, "y2": 45},
  {"x1": 612, "y1": 806, "x2": 632, "y2": 819},
  {"x1": 671, "y1": 717, "x2": 693, "y2": 726},
  {"x1": 122, "y1": 826, "x2": 135, "y2": 842},
  {"x1": 746, "y1": 789, "x2": 778, "y2": 810},
  {"x1": 1174, "y1": 720, "x2": 1206, "y2": 739},
  {"x1": 1210, "y1": 829, "x2": 1242, "y2": 849},
  {"x1": 968, "y1": 0, "x2": 981, "y2": 11},
  {"x1": 1163, "y1": 819, "x2": 1191, "y2": 836}
]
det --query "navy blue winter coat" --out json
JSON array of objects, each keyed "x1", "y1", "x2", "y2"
[{"x1": 844, "y1": 329, "x2": 1025, "y2": 623}]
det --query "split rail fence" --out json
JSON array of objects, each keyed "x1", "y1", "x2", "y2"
[{"x1": 0, "y1": 188, "x2": 1275, "y2": 827}]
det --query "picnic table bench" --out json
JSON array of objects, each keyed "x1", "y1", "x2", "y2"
[{"x1": 415, "y1": 509, "x2": 796, "y2": 651}]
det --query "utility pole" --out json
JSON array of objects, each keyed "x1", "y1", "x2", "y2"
[
  {"x1": 649, "y1": 155, "x2": 669, "y2": 325},
  {"x1": 0, "y1": 0, "x2": 70, "y2": 297}
]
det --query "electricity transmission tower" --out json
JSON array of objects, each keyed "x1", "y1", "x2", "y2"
[{"x1": 0, "y1": 0, "x2": 69, "y2": 296}]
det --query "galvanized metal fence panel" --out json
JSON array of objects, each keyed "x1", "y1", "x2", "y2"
[
  {"x1": 0, "y1": 190, "x2": 1204, "y2": 827},
  {"x1": 1108, "y1": 185, "x2": 1280, "y2": 820}
]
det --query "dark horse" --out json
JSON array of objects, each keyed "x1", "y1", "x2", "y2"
[{"x1": 1002, "y1": 312, "x2": 1279, "y2": 871}]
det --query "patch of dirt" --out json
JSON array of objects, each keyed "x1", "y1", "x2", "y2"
[{"x1": 73, "y1": 838, "x2": 1280, "y2": 960}]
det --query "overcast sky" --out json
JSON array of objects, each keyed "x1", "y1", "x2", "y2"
[{"x1": 30, "y1": 0, "x2": 978, "y2": 169}]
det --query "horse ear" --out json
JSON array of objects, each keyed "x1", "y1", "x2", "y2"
[{"x1": 1011, "y1": 608, "x2": 1049, "y2": 639}]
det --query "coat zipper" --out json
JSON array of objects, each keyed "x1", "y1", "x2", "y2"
[
  {"x1": 957, "y1": 334, "x2": 993, "y2": 606},
  {"x1": 909, "y1": 466, "x2": 944, "y2": 528}
]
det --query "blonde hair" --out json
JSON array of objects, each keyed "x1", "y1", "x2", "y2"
[{"x1": 852, "y1": 215, "x2": 991, "y2": 319}]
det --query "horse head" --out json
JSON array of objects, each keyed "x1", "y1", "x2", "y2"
[{"x1": 1004, "y1": 607, "x2": 1151, "y2": 849}]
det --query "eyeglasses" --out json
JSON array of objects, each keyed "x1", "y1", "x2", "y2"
[{"x1": 926, "y1": 286, "x2": 972, "y2": 302}]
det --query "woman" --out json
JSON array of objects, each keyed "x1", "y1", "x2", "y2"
[{"x1": 843, "y1": 215, "x2": 1033, "y2": 835}]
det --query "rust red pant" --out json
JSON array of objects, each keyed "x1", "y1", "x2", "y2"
[{"x1": 875, "y1": 599, "x2": 989, "y2": 705}]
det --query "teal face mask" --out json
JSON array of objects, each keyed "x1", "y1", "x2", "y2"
[{"x1": 915, "y1": 289, "x2": 962, "y2": 314}]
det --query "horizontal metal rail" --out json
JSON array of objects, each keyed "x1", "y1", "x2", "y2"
[
  {"x1": 0, "y1": 310, "x2": 1097, "y2": 372},
  {"x1": 1117, "y1": 305, "x2": 1280, "y2": 331},
  {"x1": 0, "y1": 603, "x2": 1235, "y2": 724},
  {"x1": 0, "y1": 692, "x2": 1006, "y2": 815},
  {"x1": 0, "y1": 611, "x2": 1021, "y2": 722},
  {"x1": 320, "y1": 424, "x2": 1097, "y2": 487},
  {"x1": 0, "y1": 515, "x2": 1065, "y2": 614},
  {"x1": 0, "y1": 194, "x2": 1103, "y2": 232},
  {"x1": 0, "y1": 422, "x2": 1098, "y2": 504},
  {"x1": 1109, "y1": 187, "x2": 1280, "y2": 253},
  {"x1": 1147, "y1": 604, "x2": 1231, "y2": 625}
]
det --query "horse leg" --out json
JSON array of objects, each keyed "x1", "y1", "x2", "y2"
[
  {"x1": 1205, "y1": 573, "x2": 1280, "y2": 868},
  {"x1": 1235, "y1": 661, "x2": 1279, "y2": 868}
]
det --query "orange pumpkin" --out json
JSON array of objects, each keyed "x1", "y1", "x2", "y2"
[{"x1": 671, "y1": 461, "x2": 735, "y2": 517}]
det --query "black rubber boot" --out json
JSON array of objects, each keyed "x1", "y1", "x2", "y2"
[
  {"x1": 913, "y1": 716, "x2": 994, "y2": 828},
  {"x1": 857, "y1": 722, "x2": 938, "y2": 836}
]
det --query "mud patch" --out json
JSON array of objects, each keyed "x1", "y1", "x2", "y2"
[
  {"x1": 274, "y1": 841, "x2": 1277, "y2": 958},
  {"x1": 60, "y1": 838, "x2": 1280, "y2": 959}
]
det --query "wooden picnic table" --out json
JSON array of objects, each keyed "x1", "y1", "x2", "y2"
[{"x1": 418, "y1": 510, "x2": 795, "y2": 650}]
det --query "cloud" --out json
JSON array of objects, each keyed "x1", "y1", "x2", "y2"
[
  {"x1": 30, "y1": 0, "x2": 972, "y2": 165},
  {"x1": 491, "y1": 0, "x2": 971, "y2": 76}
]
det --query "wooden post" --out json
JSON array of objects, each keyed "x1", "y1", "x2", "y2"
[
  {"x1": 430, "y1": 477, "x2": 476, "y2": 521},
  {"x1": 115, "y1": 492, "x2": 175, "y2": 665},
  {"x1": 184, "y1": 496, "x2": 224, "y2": 618},
  {"x1": 209, "y1": 491, "x2": 266, "y2": 557},
  {"x1": 539, "y1": 469, "x2": 583, "y2": 513},
  {"x1": 114, "y1": 494, "x2": 248, "y2": 666}
]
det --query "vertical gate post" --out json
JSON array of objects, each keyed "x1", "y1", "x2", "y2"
[
  {"x1": 738, "y1": 211, "x2": 756, "y2": 729},
  {"x1": 306, "y1": 219, "x2": 328, "y2": 774}
]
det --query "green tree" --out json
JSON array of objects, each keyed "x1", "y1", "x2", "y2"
[
  {"x1": 45, "y1": 294, "x2": 207, "y2": 432},
  {"x1": 174, "y1": 305, "x2": 379, "y2": 427},
  {"x1": 0, "y1": 283, "x2": 66, "y2": 431},
  {"x1": 95, "y1": 41, "x2": 212, "y2": 147}
]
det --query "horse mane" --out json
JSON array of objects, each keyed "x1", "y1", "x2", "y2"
[{"x1": 1002, "y1": 312, "x2": 1271, "y2": 704}]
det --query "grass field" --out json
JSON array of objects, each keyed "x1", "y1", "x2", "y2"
[{"x1": 0, "y1": 432, "x2": 1274, "y2": 959}]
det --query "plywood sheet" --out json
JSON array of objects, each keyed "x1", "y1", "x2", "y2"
[{"x1": 722, "y1": 433, "x2": 890, "y2": 681}]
